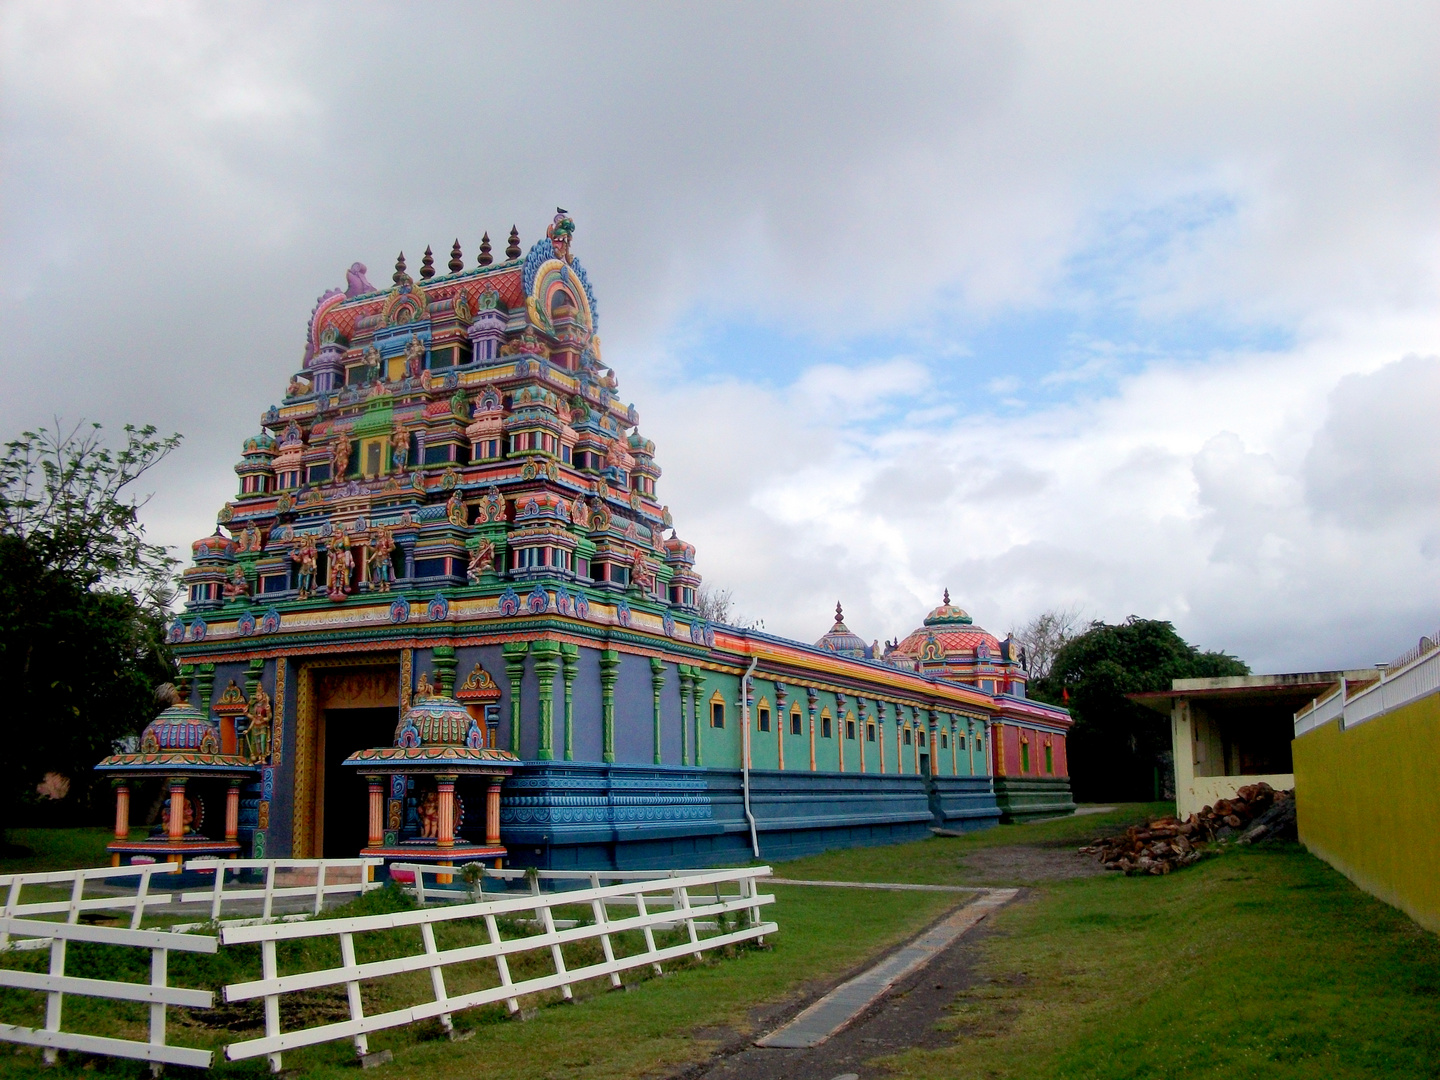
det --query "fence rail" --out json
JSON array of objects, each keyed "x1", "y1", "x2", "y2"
[
  {"x1": 0, "y1": 915, "x2": 218, "y2": 1070},
  {"x1": 1295, "y1": 647, "x2": 1440, "y2": 736},
  {"x1": 220, "y1": 865, "x2": 777, "y2": 1072}
]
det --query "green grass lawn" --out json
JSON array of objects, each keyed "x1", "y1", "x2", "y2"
[{"x1": 0, "y1": 810, "x2": 1436, "y2": 1079}]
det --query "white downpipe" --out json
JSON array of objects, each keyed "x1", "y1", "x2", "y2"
[{"x1": 740, "y1": 655, "x2": 760, "y2": 858}]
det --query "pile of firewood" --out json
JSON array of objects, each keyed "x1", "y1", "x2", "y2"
[{"x1": 1079, "y1": 783, "x2": 1294, "y2": 875}]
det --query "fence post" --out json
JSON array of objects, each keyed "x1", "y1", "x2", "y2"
[
  {"x1": 148, "y1": 947, "x2": 168, "y2": 1077},
  {"x1": 484, "y1": 913, "x2": 520, "y2": 1014},
  {"x1": 588, "y1": 876, "x2": 622, "y2": 990},
  {"x1": 262, "y1": 863, "x2": 276, "y2": 923},
  {"x1": 262, "y1": 940, "x2": 282, "y2": 1072},
  {"x1": 313, "y1": 861, "x2": 328, "y2": 917},
  {"x1": 676, "y1": 886, "x2": 703, "y2": 960},
  {"x1": 338, "y1": 932, "x2": 369, "y2": 1059},
  {"x1": 420, "y1": 922, "x2": 454, "y2": 1033},
  {"x1": 634, "y1": 891, "x2": 663, "y2": 976}
]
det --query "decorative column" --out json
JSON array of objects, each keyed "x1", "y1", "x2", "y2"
[
  {"x1": 991, "y1": 721, "x2": 1003, "y2": 776},
  {"x1": 533, "y1": 640, "x2": 560, "y2": 761},
  {"x1": 166, "y1": 778, "x2": 187, "y2": 856},
  {"x1": 774, "y1": 683, "x2": 788, "y2": 770},
  {"x1": 502, "y1": 641, "x2": 529, "y2": 755},
  {"x1": 197, "y1": 663, "x2": 216, "y2": 714},
  {"x1": 599, "y1": 649, "x2": 620, "y2": 764},
  {"x1": 929, "y1": 710, "x2": 940, "y2": 776},
  {"x1": 649, "y1": 658, "x2": 666, "y2": 765},
  {"x1": 857, "y1": 699, "x2": 867, "y2": 774},
  {"x1": 896, "y1": 705, "x2": 905, "y2": 774},
  {"x1": 112, "y1": 782, "x2": 130, "y2": 864},
  {"x1": 869, "y1": 702, "x2": 881, "y2": 777},
  {"x1": 435, "y1": 776, "x2": 457, "y2": 848},
  {"x1": 113, "y1": 783, "x2": 130, "y2": 841},
  {"x1": 432, "y1": 645, "x2": 457, "y2": 696},
  {"x1": 365, "y1": 777, "x2": 384, "y2": 848},
  {"x1": 836, "y1": 692, "x2": 847, "y2": 772},
  {"x1": 677, "y1": 666, "x2": 694, "y2": 766},
  {"x1": 691, "y1": 672, "x2": 704, "y2": 767},
  {"x1": 561, "y1": 643, "x2": 578, "y2": 761},
  {"x1": 806, "y1": 687, "x2": 818, "y2": 772},
  {"x1": 225, "y1": 780, "x2": 242, "y2": 843},
  {"x1": 950, "y1": 716, "x2": 959, "y2": 774},
  {"x1": 486, "y1": 780, "x2": 502, "y2": 847}
]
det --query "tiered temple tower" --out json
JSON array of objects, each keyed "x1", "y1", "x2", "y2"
[{"x1": 149, "y1": 213, "x2": 1074, "y2": 870}]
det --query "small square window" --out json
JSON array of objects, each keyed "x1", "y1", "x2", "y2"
[
  {"x1": 822, "y1": 715, "x2": 832, "y2": 739},
  {"x1": 941, "y1": 732, "x2": 948, "y2": 749},
  {"x1": 904, "y1": 728, "x2": 912, "y2": 745},
  {"x1": 758, "y1": 707, "x2": 770, "y2": 733},
  {"x1": 846, "y1": 720, "x2": 855, "y2": 740},
  {"x1": 711, "y1": 702, "x2": 725, "y2": 728},
  {"x1": 790, "y1": 711, "x2": 802, "y2": 736},
  {"x1": 867, "y1": 723, "x2": 876, "y2": 742}
]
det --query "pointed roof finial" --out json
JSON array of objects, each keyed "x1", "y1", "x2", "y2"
[
  {"x1": 448, "y1": 239, "x2": 463, "y2": 274},
  {"x1": 835, "y1": 601, "x2": 844, "y2": 624},
  {"x1": 505, "y1": 226, "x2": 521, "y2": 260},
  {"x1": 477, "y1": 231, "x2": 493, "y2": 266},
  {"x1": 420, "y1": 245, "x2": 436, "y2": 279},
  {"x1": 943, "y1": 588, "x2": 950, "y2": 606},
  {"x1": 393, "y1": 251, "x2": 407, "y2": 285}
]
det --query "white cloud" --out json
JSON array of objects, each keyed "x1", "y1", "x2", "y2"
[{"x1": 1, "y1": 2, "x2": 1435, "y2": 671}]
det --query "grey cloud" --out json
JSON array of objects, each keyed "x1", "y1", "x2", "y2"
[{"x1": 1304, "y1": 354, "x2": 1440, "y2": 528}]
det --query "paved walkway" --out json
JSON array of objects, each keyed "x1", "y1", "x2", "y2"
[{"x1": 756, "y1": 889, "x2": 1016, "y2": 1049}]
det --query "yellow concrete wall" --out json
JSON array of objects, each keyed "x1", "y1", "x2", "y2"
[{"x1": 1293, "y1": 690, "x2": 1440, "y2": 934}]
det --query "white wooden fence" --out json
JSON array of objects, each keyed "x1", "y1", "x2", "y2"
[
  {"x1": 220, "y1": 865, "x2": 777, "y2": 1072},
  {"x1": 0, "y1": 858, "x2": 381, "y2": 1069}
]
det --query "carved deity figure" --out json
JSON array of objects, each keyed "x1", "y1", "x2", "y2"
[
  {"x1": 369, "y1": 525, "x2": 396, "y2": 591},
  {"x1": 446, "y1": 490, "x2": 467, "y2": 528},
  {"x1": 331, "y1": 436, "x2": 351, "y2": 479},
  {"x1": 241, "y1": 684, "x2": 272, "y2": 763},
  {"x1": 291, "y1": 534, "x2": 318, "y2": 598},
  {"x1": 222, "y1": 564, "x2": 249, "y2": 601},
  {"x1": 414, "y1": 671, "x2": 434, "y2": 701},
  {"x1": 417, "y1": 789, "x2": 439, "y2": 839},
  {"x1": 286, "y1": 374, "x2": 311, "y2": 399},
  {"x1": 630, "y1": 549, "x2": 656, "y2": 593},
  {"x1": 467, "y1": 538, "x2": 495, "y2": 583},
  {"x1": 404, "y1": 334, "x2": 425, "y2": 379},
  {"x1": 345, "y1": 262, "x2": 374, "y2": 298},
  {"x1": 237, "y1": 522, "x2": 263, "y2": 554},
  {"x1": 326, "y1": 533, "x2": 354, "y2": 601},
  {"x1": 390, "y1": 420, "x2": 408, "y2": 470},
  {"x1": 546, "y1": 209, "x2": 575, "y2": 263}
]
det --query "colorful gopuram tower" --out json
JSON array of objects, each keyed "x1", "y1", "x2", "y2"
[{"x1": 143, "y1": 212, "x2": 1072, "y2": 871}]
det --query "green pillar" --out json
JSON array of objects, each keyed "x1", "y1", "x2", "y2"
[
  {"x1": 649, "y1": 658, "x2": 666, "y2": 765},
  {"x1": 243, "y1": 658, "x2": 264, "y2": 700},
  {"x1": 693, "y1": 673, "x2": 705, "y2": 768},
  {"x1": 533, "y1": 641, "x2": 560, "y2": 761},
  {"x1": 677, "y1": 665, "x2": 694, "y2": 766},
  {"x1": 502, "y1": 641, "x2": 529, "y2": 755},
  {"x1": 197, "y1": 663, "x2": 216, "y2": 713},
  {"x1": 561, "y1": 643, "x2": 578, "y2": 762},
  {"x1": 599, "y1": 649, "x2": 620, "y2": 764},
  {"x1": 431, "y1": 645, "x2": 457, "y2": 697}
]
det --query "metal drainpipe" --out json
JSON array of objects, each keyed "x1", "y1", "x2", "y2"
[{"x1": 741, "y1": 654, "x2": 760, "y2": 858}]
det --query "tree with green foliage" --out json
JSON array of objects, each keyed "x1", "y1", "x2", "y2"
[
  {"x1": 0, "y1": 422, "x2": 182, "y2": 844},
  {"x1": 1032, "y1": 617, "x2": 1249, "y2": 802}
]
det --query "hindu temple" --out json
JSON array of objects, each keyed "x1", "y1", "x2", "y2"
[{"x1": 114, "y1": 212, "x2": 1074, "y2": 870}]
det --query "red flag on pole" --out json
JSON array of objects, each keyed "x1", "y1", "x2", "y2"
[{"x1": 1062, "y1": 687, "x2": 1070, "y2": 703}]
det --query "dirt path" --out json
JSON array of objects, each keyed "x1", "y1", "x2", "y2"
[{"x1": 676, "y1": 842, "x2": 1099, "y2": 1080}]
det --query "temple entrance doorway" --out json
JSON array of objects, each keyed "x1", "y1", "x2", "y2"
[
  {"x1": 320, "y1": 708, "x2": 396, "y2": 858},
  {"x1": 295, "y1": 660, "x2": 400, "y2": 858}
]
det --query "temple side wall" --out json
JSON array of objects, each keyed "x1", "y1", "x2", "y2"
[{"x1": 1293, "y1": 689, "x2": 1440, "y2": 933}]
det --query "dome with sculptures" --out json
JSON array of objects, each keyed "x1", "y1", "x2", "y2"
[{"x1": 881, "y1": 590, "x2": 1027, "y2": 696}]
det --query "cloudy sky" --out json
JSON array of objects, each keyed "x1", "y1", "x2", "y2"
[{"x1": 3, "y1": 2, "x2": 1436, "y2": 672}]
